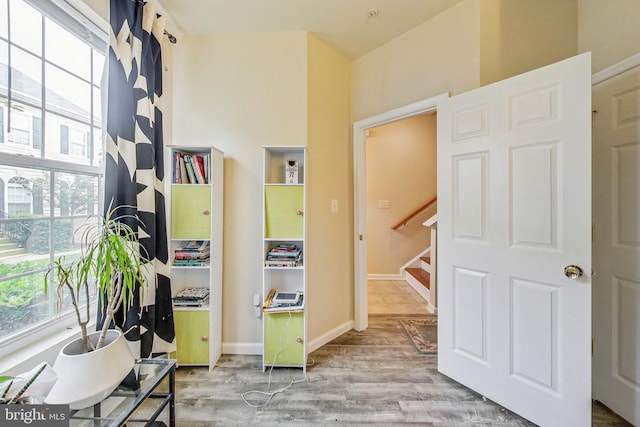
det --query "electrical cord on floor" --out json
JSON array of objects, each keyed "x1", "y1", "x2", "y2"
[{"x1": 241, "y1": 311, "x2": 307, "y2": 408}]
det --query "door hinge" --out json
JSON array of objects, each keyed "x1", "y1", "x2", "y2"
[
  {"x1": 359, "y1": 234, "x2": 363, "y2": 241},
  {"x1": 592, "y1": 339, "x2": 594, "y2": 357}
]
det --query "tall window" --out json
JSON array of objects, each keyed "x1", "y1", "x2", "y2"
[{"x1": 0, "y1": 0, "x2": 106, "y2": 347}]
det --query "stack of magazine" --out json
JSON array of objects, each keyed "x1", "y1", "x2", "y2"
[
  {"x1": 173, "y1": 240, "x2": 210, "y2": 266},
  {"x1": 264, "y1": 244, "x2": 302, "y2": 267},
  {"x1": 172, "y1": 287, "x2": 210, "y2": 307}
]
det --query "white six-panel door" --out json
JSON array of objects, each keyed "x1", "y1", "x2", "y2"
[
  {"x1": 592, "y1": 61, "x2": 640, "y2": 426},
  {"x1": 437, "y1": 53, "x2": 592, "y2": 426}
]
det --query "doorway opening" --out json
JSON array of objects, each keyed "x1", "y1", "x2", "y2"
[
  {"x1": 353, "y1": 93, "x2": 447, "y2": 332},
  {"x1": 365, "y1": 113, "x2": 437, "y2": 317}
]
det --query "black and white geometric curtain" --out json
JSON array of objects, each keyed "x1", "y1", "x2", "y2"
[{"x1": 102, "y1": 0, "x2": 175, "y2": 356}]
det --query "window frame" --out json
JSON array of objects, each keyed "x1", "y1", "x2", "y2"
[{"x1": 0, "y1": 0, "x2": 108, "y2": 355}]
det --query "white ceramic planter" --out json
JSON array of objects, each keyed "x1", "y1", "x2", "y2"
[{"x1": 45, "y1": 329, "x2": 134, "y2": 410}]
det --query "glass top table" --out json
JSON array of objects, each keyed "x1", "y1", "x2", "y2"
[{"x1": 69, "y1": 358, "x2": 176, "y2": 427}]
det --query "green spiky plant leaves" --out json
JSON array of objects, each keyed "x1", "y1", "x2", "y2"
[{"x1": 46, "y1": 206, "x2": 148, "y2": 353}]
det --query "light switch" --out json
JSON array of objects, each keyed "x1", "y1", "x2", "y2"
[
  {"x1": 378, "y1": 200, "x2": 390, "y2": 209},
  {"x1": 331, "y1": 199, "x2": 338, "y2": 213}
]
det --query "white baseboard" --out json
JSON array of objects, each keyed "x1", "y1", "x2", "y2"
[
  {"x1": 222, "y1": 342, "x2": 262, "y2": 355},
  {"x1": 307, "y1": 320, "x2": 354, "y2": 353},
  {"x1": 368, "y1": 273, "x2": 403, "y2": 281}
]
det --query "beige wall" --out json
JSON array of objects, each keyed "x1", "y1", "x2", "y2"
[
  {"x1": 480, "y1": 0, "x2": 578, "y2": 85},
  {"x1": 578, "y1": 0, "x2": 640, "y2": 73},
  {"x1": 172, "y1": 32, "x2": 308, "y2": 347},
  {"x1": 171, "y1": 32, "x2": 352, "y2": 350},
  {"x1": 366, "y1": 114, "x2": 437, "y2": 275},
  {"x1": 305, "y1": 34, "x2": 353, "y2": 340},
  {"x1": 351, "y1": 0, "x2": 482, "y2": 122}
]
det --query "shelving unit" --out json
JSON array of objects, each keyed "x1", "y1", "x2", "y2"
[
  {"x1": 262, "y1": 146, "x2": 307, "y2": 371},
  {"x1": 166, "y1": 145, "x2": 223, "y2": 370}
]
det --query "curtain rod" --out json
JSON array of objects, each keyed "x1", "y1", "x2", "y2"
[{"x1": 164, "y1": 29, "x2": 177, "y2": 44}]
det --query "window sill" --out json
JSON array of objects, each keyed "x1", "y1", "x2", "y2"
[{"x1": 0, "y1": 323, "x2": 92, "y2": 376}]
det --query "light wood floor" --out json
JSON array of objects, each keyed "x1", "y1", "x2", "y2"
[{"x1": 173, "y1": 280, "x2": 630, "y2": 426}]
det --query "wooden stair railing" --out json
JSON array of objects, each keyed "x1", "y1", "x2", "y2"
[{"x1": 391, "y1": 196, "x2": 437, "y2": 230}]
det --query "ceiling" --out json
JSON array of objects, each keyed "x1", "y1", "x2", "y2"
[{"x1": 155, "y1": 0, "x2": 464, "y2": 60}]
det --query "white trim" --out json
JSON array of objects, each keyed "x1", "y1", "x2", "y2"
[
  {"x1": 592, "y1": 52, "x2": 640, "y2": 85},
  {"x1": 368, "y1": 274, "x2": 404, "y2": 281},
  {"x1": 307, "y1": 320, "x2": 354, "y2": 353},
  {"x1": 353, "y1": 94, "x2": 448, "y2": 332},
  {"x1": 0, "y1": 327, "x2": 81, "y2": 375},
  {"x1": 424, "y1": 213, "x2": 438, "y2": 227}
]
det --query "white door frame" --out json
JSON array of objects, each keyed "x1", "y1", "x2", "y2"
[
  {"x1": 352, "y1": 93, "x2": 448, "y2": 331},
  {"x1": 592, "y1": 52, "x2": 640, "y2": 85},
  {"x1": 591, "y1": 51, "x2": 640, "y2": 425}
]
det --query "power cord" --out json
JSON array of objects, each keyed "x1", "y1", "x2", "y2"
[{"x1": 241, "y1": 311, "x2": 307, "y2": 407}]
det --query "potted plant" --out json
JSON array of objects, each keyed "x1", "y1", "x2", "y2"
[{"x1": 43, "y1": 206, "x2": 148, "y2": 409}]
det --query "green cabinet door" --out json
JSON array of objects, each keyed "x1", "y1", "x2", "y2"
[
  {"x1": 265, "y1": 186, "x2": 303, "y2": 238},
  {"x1": 171, "y1": 186, "x2": 211, "y2": 239},
  {"x1": 264, "y1": 311, "x2": 304, "y2": 366},
  {"x1": 174, "y1": 310, "x2": 209, "y2": 365}
]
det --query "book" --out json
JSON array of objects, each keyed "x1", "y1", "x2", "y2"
[
  {"x1": 183, "y1": 156, "x2": 197, "y2": 184},
  {"x1": 176, "y1": 241, "x2": 210, "y2": 252},
  {"x1": 192, "y1": 155, "x2": 207, "y2": 184},
  {"x1": 173, "y1": 259, "x2": 210, "y2": 267},
  {"x1": 179, "y1": 156, "x2": 188, "y2": 183}
]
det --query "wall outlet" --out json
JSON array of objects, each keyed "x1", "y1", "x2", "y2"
[{"x1": 378, "y1": 200, "x2": 390, "y2": 209}]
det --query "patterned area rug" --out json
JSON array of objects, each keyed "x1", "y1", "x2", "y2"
[{"x1": 399, "y1": 317, "x2": 437, "y2": 354}]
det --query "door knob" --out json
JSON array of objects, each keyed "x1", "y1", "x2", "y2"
[{"x1": 564, "y1": 265, "x2": 584, "y2": 279}]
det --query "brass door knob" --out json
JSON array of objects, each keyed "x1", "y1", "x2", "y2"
[{"x1": 564, "y1": 265, "x2": 584, "y2": 279}]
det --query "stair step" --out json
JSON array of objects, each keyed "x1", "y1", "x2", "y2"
[
  {"x1": 0, "y1": 243, "x2": 19, "y2": 251},
  {"x1": 0, "y1": 248, "x2": 26, "y2": 258},
  {"x1": 420, "y1": 256, "x2": 431, "y2": 264},
  {"x1": 406, "y1": 267, "x2": 430, "y2": 290}
]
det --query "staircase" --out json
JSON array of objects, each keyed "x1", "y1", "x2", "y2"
[
  {"x1": 0, "y1": 236, "x2": 26, "y2": 259},
  {"x1": 402, "y1": 214, "x2": 438, "y2": 313},
  {"x1": 404, "y1": 250, "x2": 436, "y2": 313},
  {"x1": 406, "y1": 255, "x2": 431, "y2": 291}
]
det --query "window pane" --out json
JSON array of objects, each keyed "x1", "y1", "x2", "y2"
[
  {"x1": 0, "y1": 39, "x2": 7, "y2": 97},
  {"x1": 1, "y1": 166, "x2": 49, "y2": 218},
  {"x1": 92, "y1": 85, "x2": 101, "y2": 125},
  {"x1": 0, "y1": 101, "x2": 41, "y2": 156},
  {"x1": 11, "y1": 46, "x2": 42, "y2": 104},
  {"x1": 0, "y1": 0, "x2": 7, "y2": 39},
  {"x1": 92, "y1": 126, "x2": 103, "y2": 167},
  {"x1": 44, "y1": 113, "x2": 91, "y2": 164},
  {"x1": 8, "y1": 0, "x2": 41, "y2": 55},
  {"x1": 92, "y1": 48, "x2": 104, "y2": 86},
  {"x1": 45, "y1": 17, "x2": 90, "y2": 80},
  {"x1": 53, "y1": 172, "x2": 99, "y2": 259},
  {"x1": 0, "y1": 268, "x2": 52, "y2": 342},
  {"x1": 54, "y1": 172, "x2": 98, "y2": 218},
  {"x1": 45, "y1": 64, "x2": 90, "y2": 121}
]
